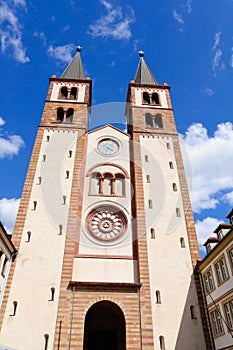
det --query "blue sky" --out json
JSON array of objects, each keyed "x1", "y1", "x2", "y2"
[{"x1": 0, "y1": 0, "x2": 233, "y2": 256}]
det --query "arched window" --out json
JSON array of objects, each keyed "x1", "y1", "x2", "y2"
[
  {"x1": 91, "y1": 173, "x2": 101, "y2": 195},
  {"x1": 60, "y1": 86, "x2": 68, "y2": 99},
  {"x1": 145, "y1": 113, "x2": 153, "y2": 128},
  {"x1": 151, "y1": 228, "x2": 155, "y2": 239},
  {"x1": 143, "y1": 92, "x2": 150, "y2": 104},
  {"x1": 70, "y1": 87, "x2": 77, "y2": 99},
  {"x1": 172, "y1": 183, "x2": 177, "y2": 191},
  {"x1": 190, "y1": 305, "x2": 197, "y2": 319},
  {"x1": 159, "y1": 335, "x2": 165, "y2": 350},
  {"x1": 115, "y1": 174, "x2": 125, "y2": 196},
  {"x1": 152, "y1": 92, "x2": 159, "y2": 105},
  {"x1": 180, "y1": 237, "x2": 185, "y2": 248},
  {"x1": 154, "y1": 114, "x2": 163, "y2": 128},
  {"x1": 103, "y1": 174, "x2": 112, "y2": 195},
  {"x1": 57, "y1": 107, "x2": 64, "y2": 122},
  {"x1": 66, "y1": 108, "x2": 74, "y2": 123},
  {"x1": 156, "y1": 290, "x2": 161, "y2": 303}
]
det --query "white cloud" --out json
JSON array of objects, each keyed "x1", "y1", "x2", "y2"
[
  {"x1": 47, "y1": 43, "x2": 75, "y2": 63},
  {"x1": 181, "y1": 122, "x2": 233, "y2": 213},
  {"x1": 88, "y1": 0, "x2": 135, "y2": 40},
  {"x1": 173, "y1": 10, "x2": 184, "y2": 24},
  {"x1": 182, "y1": 0, "x2": 192, "y2": 14},
  {"x1": 201, "y1": 87, "x2": 215, "y2": 96},
  {"x1": 195, "y1": 217, "x2": 221, "y2": 253},
  {"x1": 230, "y1": 47, "x2": 233, "y2": 68},
  {"x1": 0, "y1": 197, "x2": 20, "y2": 233},
  {"x1": 212, "y1": 48, "x2": 225, "y2": 76},
  {"x1": 0, "y1": 118, "x2": 25, "y2": 158},
  {"x1": 0, "y1": 117, "x2": 5, "y2": 126},
  {"x1": 0, "y1": 0, "x2": 29, "y2": 63},
  {"x1": 212, "y1": 32, "x2": 221, "y2": 50},
  {"x1": 222, "y1": 191, "x2": 233, "y2": 206}
]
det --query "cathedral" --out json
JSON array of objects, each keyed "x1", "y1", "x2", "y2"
[{"x1": 0, "y1": 48, "x2": 212, "y2": 349}]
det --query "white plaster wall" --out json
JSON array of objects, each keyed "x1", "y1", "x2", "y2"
[
  {"x1": 50, "y1": 82, "x2": 87, "y2": 103},
  {"x1": 134, "y1": 88, "x2": 168, "y2": 108},
  {"x1": 73, "y1": 126, "x2": 136, "y2": 284},
  {"x1": 140, "y1": 135, "x2": 206, "y2": 349},
  {"x1": 0, "y1": 130, "x2": 78, "y2": 350},
  {"x1": 0, "y1": 242, "x2": 12, "y2": 307}
]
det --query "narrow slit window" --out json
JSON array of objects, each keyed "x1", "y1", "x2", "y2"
[
  {"x1": 146, "y1": 175, "x2": 151, "y2": 183},
  {"x1": 156, "y1": 290, "x2": 161, "y2": 304},
  {"x1": 58, "y1": 224, "x2": 63, "y2": 235},
  {"x1": 145, "y1": 155, "x2": 149, "y2": 162},
  {"x1": 172, "y1": 183, "x2": 177, "y2": 191},
  {"x1": 169, "y1": 161, "x2": 174, "y2": 169},
  {"x1": 38, "y1": 176, "x2": 42, "y2": 185},
  {"x1": 11, "y1": 301, "x2": 18, "y2": 316},
  {"x1": 44, "y1": 334, "x2": 49, "y2": 350},
  {"x1": 190, "y1": 305, "x2": 197, "y2": 319},
  {"x1": 66, "y1": 171, "x2": 70, "y2": 179},
  {"x1": 151, "y1": 228, "x2": 155, "y2": 239},
  {"x1": 49, "y1": 288, "x2": 55, "y2": 301},
  {"x1": 33, "y1": 201, "x2": 37, "y2": 210},
  {"x1": 46, "y1": 135, "x2": 50, "y2": 142},
  {"x1": 159, "y1": 336, "x2": 165, "y2": 350},
  {"x1": 148, "y1": 199, "x2": 153, "y2": 209},
  {"x1": 180, "y1": 237, "x2": 185, "y2": 248},
  {"x1": 68, "y1": 150, "x2": 72, "y2": 158},
  {"x1": 26, "y1": 231, "x2": 31, "y2": 242},
  {"x1": 42, "y1": 155, "x2": 46, "y2": 162},
  {"x1": 62, "y1": 196, "x2": 67, "y2": 205},
  {"x1": 166, "y1": 142, "x2": 171, "y2": 150},
  {"x1": 176, "y1": 208, "x2": 181, "y2": 217}
]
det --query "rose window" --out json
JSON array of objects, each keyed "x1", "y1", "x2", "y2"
[{"x1": 87, "y1": 206, "x2": 127, "y2": 242}]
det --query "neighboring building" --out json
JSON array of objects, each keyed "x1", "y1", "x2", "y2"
[
  {"x1": 0, "y1": 222, "x2": 16, "y2": 308},
  {"x1": 198, "y1": 210, "x2": 233, "y2": 350},
  {"x1": 0, "y1": 48, "x2": 211, "y2": 349}
]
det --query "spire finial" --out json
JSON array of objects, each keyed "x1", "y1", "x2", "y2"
[
  {"x1": 77, "y1": 45, "x2": 82, "y2": 53},
  {"x1": 138, "y1": 50, "x2": 144, "y2": 58}
]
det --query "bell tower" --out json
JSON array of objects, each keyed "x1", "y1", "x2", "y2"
[{"x1": 126, "y1": 51, "x2": 209, "y2": 349}]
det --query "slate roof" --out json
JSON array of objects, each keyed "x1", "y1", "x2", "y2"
[
  {"x1": 61, "y1": 46, "x2": 86, "y2": 80},
  {"x1": 134, "y1": 51, "x2": 158, "y2": 85}
]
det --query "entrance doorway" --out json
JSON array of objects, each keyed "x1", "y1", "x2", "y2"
[{"x1": 83, "y1": 300, "x2": 126, "y2": 350}]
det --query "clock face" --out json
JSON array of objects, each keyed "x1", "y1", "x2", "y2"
[
  {"x1": 98, "y1": 138, "x2": 119, "y2": 155},
  {"x1": 87, "y1": 206, "x2": 127, "y2": 242}
]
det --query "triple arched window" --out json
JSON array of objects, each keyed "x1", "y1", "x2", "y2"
[
  {"x1": 59, "y1": 86, "x2": 78, "y2": 100},
  {"x1": 145, "y1": 113, "x2": 163, "y2": 128},
  {"x1": 56, "y1": 108, "x2": 74, "y2": 123},
  {"x1": 142, "y1": 92, "x2": 160, "y2": 105},
  {"x1": 90, "y1": 172, "x2": 125, "y2": 197}
]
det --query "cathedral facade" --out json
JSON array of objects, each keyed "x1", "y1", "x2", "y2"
[{"x1": 0, "y1": 48, "x2": 212, "y2": 349}]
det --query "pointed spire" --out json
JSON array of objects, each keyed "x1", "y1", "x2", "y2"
[
  {"x1": 134, "y1": 50, "x2": 158, "y2": 85},
  {"x1": 61, "y1": 46, "x2": 86, "y2": 80}
]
